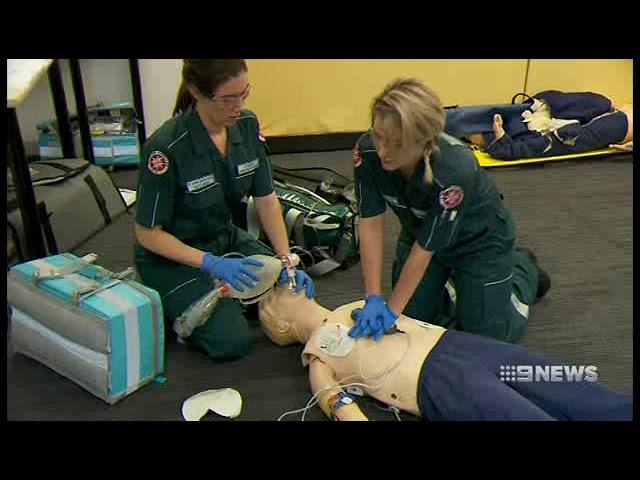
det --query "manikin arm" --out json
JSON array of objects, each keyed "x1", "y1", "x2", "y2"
[{"x1": 308, "y1": 357, "x2": 368, "y2": 421}]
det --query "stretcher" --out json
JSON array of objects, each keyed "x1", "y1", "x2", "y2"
[{"x1": 472, "y1": 146, "x2": 627, "y2": 169}]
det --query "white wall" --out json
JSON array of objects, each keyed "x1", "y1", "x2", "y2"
[
  {"x1": 82, "y1": 59, "x2": 133, "y2": 107},
  {"x1": 15, "y1": 59, "x2": 132, "y2": 155},
  {"x1": 138, "y1": 59, "x2": 182, "y2": 136}
]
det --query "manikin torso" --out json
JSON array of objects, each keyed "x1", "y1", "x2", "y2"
[{"x1": 301, "y1": 301, "x2": 447, "y2": 416}]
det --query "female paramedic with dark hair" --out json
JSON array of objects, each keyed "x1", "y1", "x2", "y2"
[
  {"x1": 134, "y1": 59, "x2": 314, "y2": 361},
  {"x1": 349, "y1": 78, "x2": 550, "y2": 343}
]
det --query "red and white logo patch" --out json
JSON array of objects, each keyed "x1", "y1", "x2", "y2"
[
  {"x1": 353, "y1": 147, "x2": 362, "y2": 167},
  {"x1": 439, "y1": 185, "x2": 464, "y2": 210},
  {"x1": 148, "y1": 151, "x2": 169, "y2": 175}
]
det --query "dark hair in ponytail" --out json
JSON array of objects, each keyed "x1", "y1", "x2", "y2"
[
  {"x1": 172, "y1": 59, "x2": 248, "y2": 116},
  {"x1": 173, "y1": 82, "x2": 192, "y2": 116}
]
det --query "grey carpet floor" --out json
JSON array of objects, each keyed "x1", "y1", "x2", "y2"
[{"x1": 6, "y1": 152, "x2": 633, "y2": 421}]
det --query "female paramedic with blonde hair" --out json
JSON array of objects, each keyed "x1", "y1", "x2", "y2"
[
  {"x1": 134, "y1": 59, "x2": 314, "y2": 361},
  {"x1": 349, "y1": 78, "x2": 550, "y2": 343}
]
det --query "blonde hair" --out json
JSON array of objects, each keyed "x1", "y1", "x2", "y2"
[{"x1": 371, "y1": 78, "x2": 445, "y2": 184}]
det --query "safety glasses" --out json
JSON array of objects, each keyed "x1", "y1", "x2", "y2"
[{"x1": 204, "y1": 84, "x2": 251, "y2": 108}]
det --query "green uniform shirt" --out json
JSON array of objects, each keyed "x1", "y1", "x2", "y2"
[
  {"x1": 354, "y1": 131, "x2": 505, "y2": 260},
  {"x1": 135, "y1": 106, "x2": 274, "y2": 266}
]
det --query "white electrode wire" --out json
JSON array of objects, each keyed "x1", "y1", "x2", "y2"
[{"x1": 276, "y1": 327, "x2": 413, "y2": 421}]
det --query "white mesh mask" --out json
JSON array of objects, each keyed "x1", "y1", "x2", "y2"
[{"x1": 181, "y1": 388, "x2": 243, "y2": 421}]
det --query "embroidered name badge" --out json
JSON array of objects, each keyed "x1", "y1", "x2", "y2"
[
  {"x1": 187, "y1": 174, "x2": 216, "y2": 192},
  {"x1": 148, "y1": 151, "x2": 169, "y2": 175},
  {"x1": 439, "y1": 185, "x2": 464, "y2": 210},
  {"x1": 237, "y1": 158, "x2": 260, "y2": 176}
]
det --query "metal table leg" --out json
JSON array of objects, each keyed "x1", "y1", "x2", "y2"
[{"x1": 7, "y1": 107, "x2": 47, "y2": 260}]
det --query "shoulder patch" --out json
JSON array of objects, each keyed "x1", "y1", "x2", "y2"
[
  {"x1": 439, "y1": 185, "x2": 464, "y2": 210},
  {"x1": 148, "y1": 151, "x2": 169, "y2": 175}
]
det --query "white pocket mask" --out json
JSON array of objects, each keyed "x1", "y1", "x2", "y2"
[{"x1": 181, "y1": 388, "x2": 243, "y2": 421}]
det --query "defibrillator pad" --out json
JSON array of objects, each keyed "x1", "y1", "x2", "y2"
[{"x1": 314, "y1": 323, "x2": 356, "y2": 357}]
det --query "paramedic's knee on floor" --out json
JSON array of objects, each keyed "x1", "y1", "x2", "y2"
[{"x1": 188, "y1": 297, "x2": 253, "y2": 360}]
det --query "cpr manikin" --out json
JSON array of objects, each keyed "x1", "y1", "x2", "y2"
[
  {"x1": 259, "y1": 285, "x2": 446, "y2": 420},
  {"x1": 258, "y1": 286, "x2": 632, "y2": 421}
]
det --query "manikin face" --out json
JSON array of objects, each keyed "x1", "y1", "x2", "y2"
[
  {"x1": 192, "y1": 71, "x2": 251, "y2": 127},
  {"x1": 372, "y1": 112, "x2": 424, "y2": 172},
  {"x1": 258, "y1": 286, "x2": 315, "y2": 346}
]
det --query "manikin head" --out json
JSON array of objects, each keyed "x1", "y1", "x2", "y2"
[{"x1": 258, "y1": 284, "x2": 329, "y2": 346}]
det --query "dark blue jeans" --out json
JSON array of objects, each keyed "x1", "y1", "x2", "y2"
[
  {"x1": 444, "y1": 104, "x2": 529, "y2": 137},
  {"x1": 417, "y1": 330, "x2": 632, "y2": 421}
]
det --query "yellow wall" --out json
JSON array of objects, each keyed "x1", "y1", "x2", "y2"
[
  {"x1": 245, "y1": 60, "x2": 528, "y2": 137},
  {"x1": 526, "y1": 59, "x2": 633, "y2": 106},
  {"x1": 135, "y1": 59, "x2": 632, "y2": 139},
  {"x1": 244, "y1": 59, "x2": 633, "y2": 137}
]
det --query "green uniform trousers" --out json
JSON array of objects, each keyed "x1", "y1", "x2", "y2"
[
  {"x1": 392, "y1": 211, "x2": 538, "y2": 343},
  {"x1": 136, "y1": 227, "x2": 274, "y2": 360}
]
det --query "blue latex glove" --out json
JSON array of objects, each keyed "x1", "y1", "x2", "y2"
[
  {"x1": 348, "y1": 294, "x2": 398, "y2": 341},
  {"x1": 200, "y1": 253, "x2": 264, "y2": 292},
  {"x1": 278, "y1": 267, "x2": 315, "y2": 299}
]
